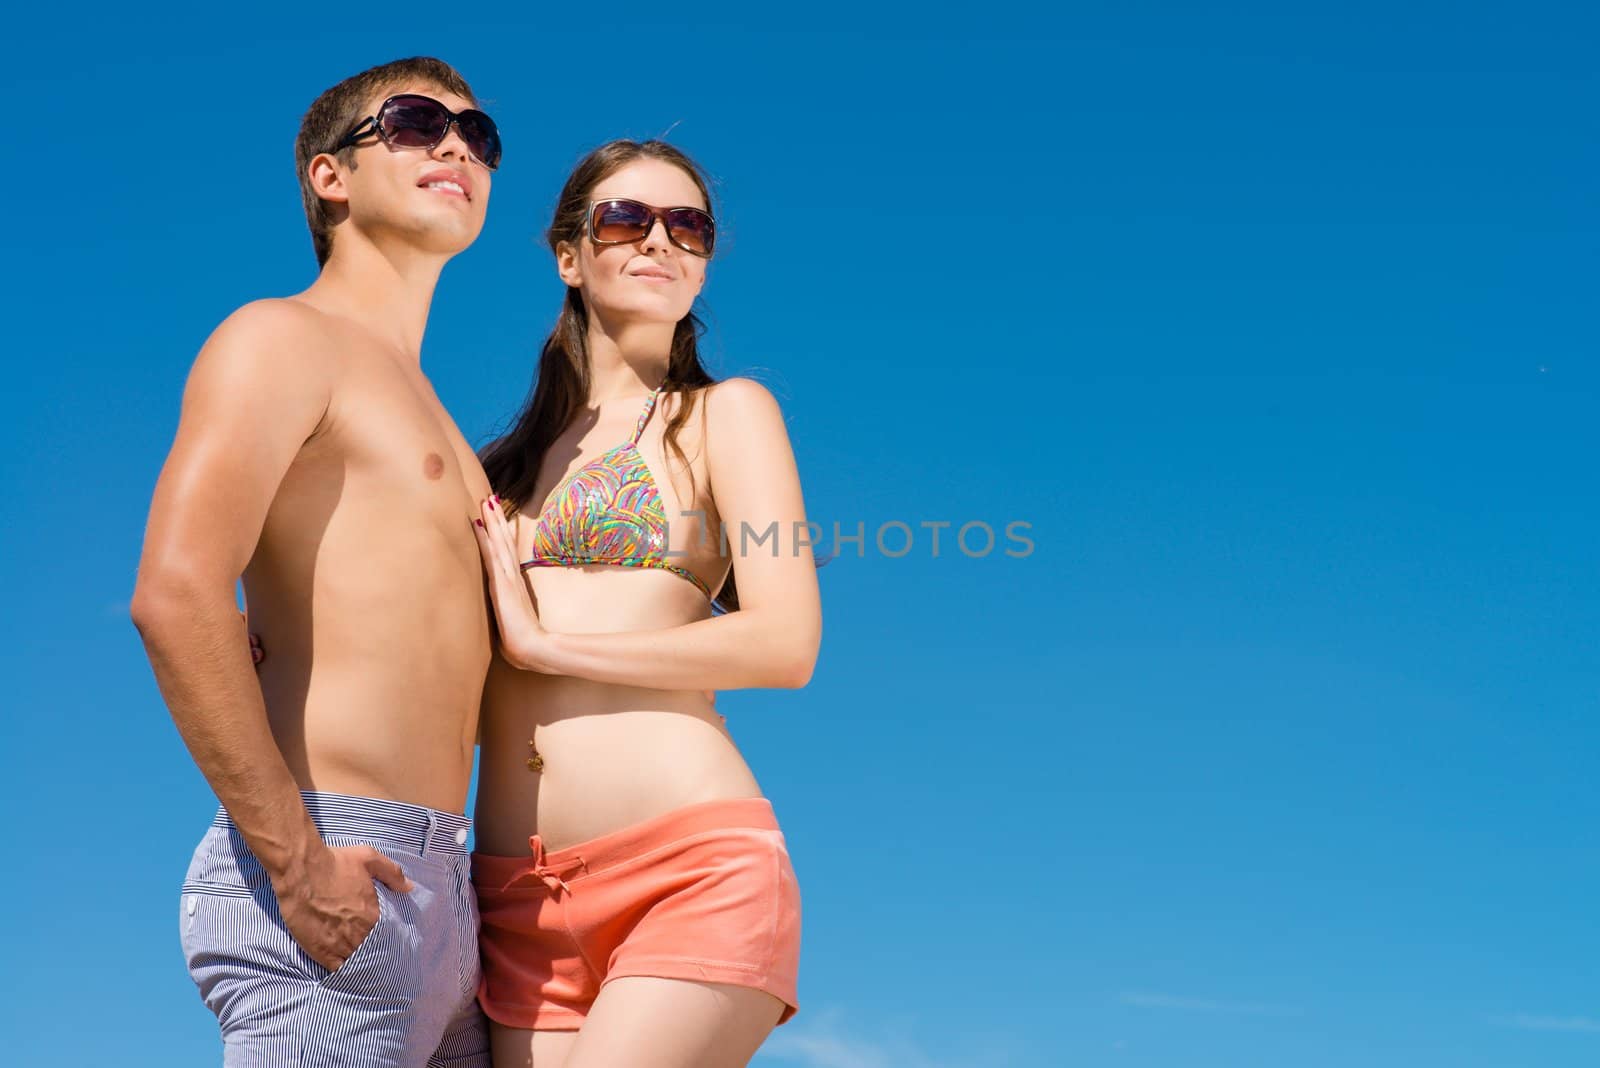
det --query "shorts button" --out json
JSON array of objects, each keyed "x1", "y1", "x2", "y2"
[{"x1": 454, "y1": 827, "x2": 468, "y2": 846}]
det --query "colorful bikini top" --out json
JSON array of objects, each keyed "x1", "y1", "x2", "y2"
[{"x1": 520, "y1": 385, "x2": 712, "y2": 597}]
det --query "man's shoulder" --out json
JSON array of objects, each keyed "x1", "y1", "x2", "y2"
[
  {"x1": 210, "y1": 298, "x2": 328, "y2": 350},
  {"x1": 194, "y1": 299, "x2": 335, "y2": 381},
  {"x1": 178, "y1": 300, "x2": 342, "y2": 414}
]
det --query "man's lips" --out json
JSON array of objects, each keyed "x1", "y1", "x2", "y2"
[
  {"x1": 629, "y1": 266, "x2": 675, "y2": 282},
  {"x1": 419, "y1": 168, "x2": 472, "y2": 201}
]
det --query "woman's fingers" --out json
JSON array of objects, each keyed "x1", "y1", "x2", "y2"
[
  {"x1": 473, "y1": 497, "x2": 543, "y2": 671},
  {"x1": 472, "y1": 510, "x2": 513, "y2": 604},
  {"x1": 472, "y1": 513, "x2": 515, "y2": 634},
  {"x1": 482, "y1": 496, "x2": 507, "y2": 569},
  {"x1": 475, "y1": 498, "x2": 535, "y2": 613},
  {"x1": 471, "y1": 509, "x2": 495, "y2": 567},
  {"x1": 477, "y1": 499, "x2": 507, "y2": 574},
  {"x1": 479, "y1": 497, "x2": 518, "y2": 580},
  {"x1": 489, "y1": 497, "x2": 519, "y2": 566}
]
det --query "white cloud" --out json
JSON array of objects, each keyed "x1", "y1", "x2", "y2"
[
  {"x1": 1493, "y1": 1014, "x2": 1600, "y2": 1034},
  {"x1": 1119, "y1": 991, "x2": 1304, "y2": 1017},
  {"x1": 757, "y1": 1029, "x2": 894, "y2": 1068},
  {"x1": 755, "y1": 1009, "x2": 1003, "y2": 1068}
]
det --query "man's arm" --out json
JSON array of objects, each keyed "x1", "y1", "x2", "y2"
[{"x1": 131, "y1": 300, "x2": 406, "y2": 970}]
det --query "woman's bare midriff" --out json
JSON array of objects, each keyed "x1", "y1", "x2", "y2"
[{"x1": 473, "y1": 564, "x2": 761, "y2": 856}]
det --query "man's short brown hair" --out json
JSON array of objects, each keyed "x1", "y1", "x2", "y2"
[{"x1": 295, "y1": 57, "x2": 478, "y2": 266}]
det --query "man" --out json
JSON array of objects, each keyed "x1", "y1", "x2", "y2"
[{"x1": 131, "y1": 57, "x2": 501, "y2": 1066}]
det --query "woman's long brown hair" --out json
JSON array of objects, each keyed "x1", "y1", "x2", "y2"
[{"x1": 479, "y1": 140, "x2": 740, "y2": 612}]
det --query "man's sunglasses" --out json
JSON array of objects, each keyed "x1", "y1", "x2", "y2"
[
  {"x1": 588, "y1": 199, "x2": 716, "y2": 258},
  {"x1": 335, "y1": 94, "x2": 502, "y2": 171}
]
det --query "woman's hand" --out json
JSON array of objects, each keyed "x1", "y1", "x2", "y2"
[
  {"x1": 472, "y1": 496, "x2": 555, "y2": 673},
  {"x1": 240, "y1": 610, "x2": 264, "y2": 668}
]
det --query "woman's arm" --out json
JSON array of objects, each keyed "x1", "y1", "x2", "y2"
[{"x1": 474, "y1": 377, "x2": 821, "y2": 691}]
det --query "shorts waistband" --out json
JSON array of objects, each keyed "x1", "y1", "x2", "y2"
[
  {"x1": 475, "y1": 797, "x2": 779, "y2": 892},
  {"x1": 214, "y1": 790, "x2": 472, "y2": 858}
]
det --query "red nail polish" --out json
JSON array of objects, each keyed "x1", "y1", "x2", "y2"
[{"x1": 474, "y1": 518, "x2": 485, "y2": 528}]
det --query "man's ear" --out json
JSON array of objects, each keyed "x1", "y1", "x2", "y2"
[
  {"x1": 555, "y1": 239, "x2": 583, "y2": 288},
  {"x1": 307, "y1": 152, "x2": 351, "y2": 206}
]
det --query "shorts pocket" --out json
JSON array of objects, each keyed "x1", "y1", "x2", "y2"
[
  {"x1": 180, "y1": 883, "x2": 307, "y2": 1032},
  {"x1": 179, "y1": 880, "x2": 254, "y2": 942},
  {"x1": 309, "y1": 879, "x2": 423, "y2": 1002},
  {"x1": 304, "y1": 883, "x2": 386, "y2": 987},
  {"x1": 182, "y1": 825, "x2": 270, "y2": 891}
]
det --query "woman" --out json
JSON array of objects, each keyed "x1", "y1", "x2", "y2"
[{"x1": 469, "y1": 140, "x2": 821, "y2": 1068}]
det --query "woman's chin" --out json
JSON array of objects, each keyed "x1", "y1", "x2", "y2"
[{"x1": 595, "y1": 296, "x2": 696, "y2": 329}]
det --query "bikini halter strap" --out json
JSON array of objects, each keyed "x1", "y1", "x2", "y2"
[{"x1": 631, "y1": 383, "x2": 665, "y2": 444}]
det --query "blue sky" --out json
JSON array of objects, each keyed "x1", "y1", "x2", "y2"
[{"x1": 2, "y1": 2, "x2": 1596, "y2": 1064}]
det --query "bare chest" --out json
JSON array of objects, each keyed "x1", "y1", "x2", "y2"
[{"x1": 281, "y1": 359, "x2": 489, "y2": 532}]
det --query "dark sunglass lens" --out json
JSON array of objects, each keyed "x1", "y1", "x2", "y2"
[
  {"x1": 381, "y1": 97, "x2": 450, "y2": 147},
  {"x1": 456, "y1": 111, "x2": 502, "y2": 168},
  {"x1": 666, "y1": 209, "x2": 715, "y2": 256},
  {"x1": 593, "y1": 200, "x2": 653, "y2": 242}
]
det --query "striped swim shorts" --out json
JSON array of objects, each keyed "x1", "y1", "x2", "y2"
[{"x1": 179, "y1": 791, "x2": 490, "y2": 1067}]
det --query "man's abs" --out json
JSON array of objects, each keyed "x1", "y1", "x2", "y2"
[{"x1": 248, "y1": 612, "x2": 486, "y2": 813}]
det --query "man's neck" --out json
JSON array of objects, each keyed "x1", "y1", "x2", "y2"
[{"x1": 299, "y1": 238, "x2": 448, "y2": 362}]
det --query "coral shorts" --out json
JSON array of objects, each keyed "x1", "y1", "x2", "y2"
[{"x1": 473, "y1": 797, "x2": 800, "y2": 1031}]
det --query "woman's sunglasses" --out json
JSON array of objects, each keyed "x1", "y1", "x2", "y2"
[
  {"x1": 335, "y1": 94, "x2": 502, "y2": 171},
  {"x1": 588, "y1": 199, "x2": 716, "y2": 258}
]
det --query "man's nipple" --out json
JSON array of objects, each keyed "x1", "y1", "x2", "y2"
[{"x1": 423, "y1": 452, "x2": 446, "y2": 480}]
